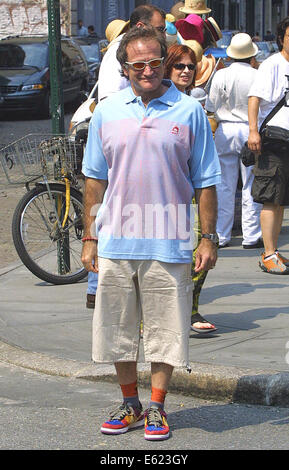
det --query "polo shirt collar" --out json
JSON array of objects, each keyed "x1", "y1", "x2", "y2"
[{"x1": 124, "y1": 79, "x2": 179, "y2": 107}]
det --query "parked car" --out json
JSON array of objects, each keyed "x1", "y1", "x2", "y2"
[
  {"x1": 73, "y1": 37, "x2": 108, "y2": 91},
  {"x1": 0, "y1": 35, "x2": 89, "y2": 118}
]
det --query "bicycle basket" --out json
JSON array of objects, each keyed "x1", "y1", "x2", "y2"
[{"x1": 0, "y1": 134, "x2": 79, "y2": 185}]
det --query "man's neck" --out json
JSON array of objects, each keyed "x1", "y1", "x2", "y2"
[
  {"x1": 281, "y1": 49, "x2": 289, "y2": 62},
  {"x1": 134, "y1": 83, "x2": 169, "y2": 107}
]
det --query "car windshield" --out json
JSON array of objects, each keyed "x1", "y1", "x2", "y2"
[
  {"x1": 0, "y1": 43, "x2": 48, "y2": 69},
  {"x1": 79, "y1": 43, "x2": 100, "y2": 63}
]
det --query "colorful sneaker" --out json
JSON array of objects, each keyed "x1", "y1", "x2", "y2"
[
  {"x1": 144, "y1": 405, "x2": 170, "y2": 440},
  {"x1": 101, "y1": 402, "x2": 144, "y2": 435},
  {"x1": 275, "y1": 250, "x2": 289, "y2": 267},
  {"x1": 259, "y1": 253, "x2": 289, "y2": 275}
]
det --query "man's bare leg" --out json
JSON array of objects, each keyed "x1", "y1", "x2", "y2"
[{"x1": 261, "y1": 204, "x2": 284, "y2": 256}]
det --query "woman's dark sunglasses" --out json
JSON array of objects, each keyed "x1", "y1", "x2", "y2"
[{"x1": 173, "y1": 63, "x2": 196, "y2": 71}]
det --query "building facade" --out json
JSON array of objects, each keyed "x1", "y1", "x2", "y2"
[{"x1": 0, "y1": 0, "x2": 288, "y2": 41}]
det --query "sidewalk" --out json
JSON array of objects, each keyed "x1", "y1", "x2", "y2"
[{"x1": 1, "y1": 211, "x2": 289, "y2": 407}]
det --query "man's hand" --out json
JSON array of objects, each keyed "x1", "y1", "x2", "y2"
[
  {"x1": 248, "y1": 129, "x2": 262, "y2": 153},
  {"x1": 194, "y1": 238, "x2": 217, "y2": 273},
  {"x1": 248, "y1": 96, "x2": 261, "y2": 153},
  {"x1": 81, "y1": 240, "x2": 98, "y2": 273},
  {"x1": 81, "y1": 177, "x2": 107, "y2": 273}
]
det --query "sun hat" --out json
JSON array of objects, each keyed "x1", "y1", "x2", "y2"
[
  {"x1": 175, "y1": 14, "x2": 204, "y2": 43},
  {"x1": 105, "y1": 19, "x2": 130, "y2": 43},
  {"x1": 195, "y1": 54, "x2": 216, "y2": 86},
  {"x1": 171, "y1": 2, "x2": 186, "y2": 20},
  {"x1": 179, "y1": 0, "x2": 211, "y2": 15},
  {"x1": 226, "y1": 33, "x2": 259, "y2": 59},
  {"x1": 183, "y1": 39, "x2": 204, "y2": 62},
  {"x1": 203, "y1": 17, "x2": 222, "y2": 45}
]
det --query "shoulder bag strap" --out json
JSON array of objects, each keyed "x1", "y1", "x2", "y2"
[{"x1": 259, "y1": 95, "x2": 286, "y2": 134}]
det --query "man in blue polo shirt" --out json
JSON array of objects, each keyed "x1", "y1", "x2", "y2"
[{"x1": 81, "y1": 26, "x2": 221, "y2": 441}]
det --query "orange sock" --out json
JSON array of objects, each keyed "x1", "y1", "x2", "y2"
[
  {"x1": 120, "y1": 381, "x2": 138, "y2": 398},
  {"x1": 150, "y1": 386, "x2": 167, "y2": 408},
  {"x1": 120, "y1": 381, "x2": 140, "y2": 408}
]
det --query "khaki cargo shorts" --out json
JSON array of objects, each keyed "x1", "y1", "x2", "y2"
[{"x1": 92, "y1": 258, "x2": 193, "y2": 368}]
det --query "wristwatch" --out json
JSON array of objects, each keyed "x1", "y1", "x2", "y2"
[{"x1": 201, "y1": 233, "x2": 219, "y2": 244}]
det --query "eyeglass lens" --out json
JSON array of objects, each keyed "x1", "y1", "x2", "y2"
[
  {"x1": 127, "y1": 58, "x2": 163, "y2": 70},
  {"x1": 173, "y1": 63, "x2": 196, "y2": 71}
]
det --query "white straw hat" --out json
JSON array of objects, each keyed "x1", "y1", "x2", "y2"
[{"x1": 226, "y1": 33, "x2": 259, "y2": 59}]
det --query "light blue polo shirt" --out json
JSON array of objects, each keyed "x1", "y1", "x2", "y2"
[{"x1": 82, "y1": 80, "x2": 221, "y2": 263}]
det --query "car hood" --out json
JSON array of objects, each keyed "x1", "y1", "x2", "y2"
[{"x1": 0, "y1": 68, "x2": 41, "y2": 86}]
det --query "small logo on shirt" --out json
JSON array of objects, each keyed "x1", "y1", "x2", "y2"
[{"x1": 171, "y1": 126, "x2": 179, "y2": 135}]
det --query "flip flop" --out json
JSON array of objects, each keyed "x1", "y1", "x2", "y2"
[{"x1": 191, "y1": 313, "x2": 218, "y2": 333}]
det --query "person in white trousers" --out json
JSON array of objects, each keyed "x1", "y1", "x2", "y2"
[{"x1": 206, "y1": 33, "x2": 263, "y2": 248}]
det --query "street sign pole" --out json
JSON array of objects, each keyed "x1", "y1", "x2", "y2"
[
  {"x1": 47, "y1": 0, "x2": 65, "y2": 134},
  {"x1": 47, "y1": 0, "x2": 70, "y2": 275}
]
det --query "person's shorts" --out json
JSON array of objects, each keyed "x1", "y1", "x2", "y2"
[
  {"x1": 252, "y1": 138, "x2": 289, "y2": 205},
  {"x1": 92, "y1": 258, "x2": 193, "y2": 368}
]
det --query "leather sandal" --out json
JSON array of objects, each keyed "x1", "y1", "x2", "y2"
[{"x1": 191, "y1": 313, "x2": 217, "y2": 333}]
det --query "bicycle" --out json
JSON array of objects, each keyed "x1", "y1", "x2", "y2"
[{"x1": 0, "y1": 133, "x2": 87, "y2": 285}]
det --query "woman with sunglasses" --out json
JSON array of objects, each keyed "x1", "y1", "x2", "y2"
[{"x1": 164, "y1": 44, "x2": 217, "y2": 335}]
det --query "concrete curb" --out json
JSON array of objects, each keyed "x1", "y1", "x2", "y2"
[{"x1": 1, "y1": 339, "x2": 289, "y2": 407}]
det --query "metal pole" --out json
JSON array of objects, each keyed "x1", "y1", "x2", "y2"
[
  {"x1": 47, "y1": 0, "x2": 70, "y2": 275},
  {"x1": 47, "y1": 0, "x2": 65, "y2": 135}
]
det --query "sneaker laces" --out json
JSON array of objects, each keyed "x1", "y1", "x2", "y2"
[
  {"x1": 109, "y1": 403, "x2": 132, "y2": 421},
  {"x1": 146, "y1": 407, "x2": 163, "y2": 427}
]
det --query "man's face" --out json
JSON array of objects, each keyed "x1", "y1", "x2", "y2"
[
  {"x1": 148, "y1": 11, "x2": 166, "y2": 37},
  {"x1": 123, "y1": 39, "x2": 164, "y2": 99}
]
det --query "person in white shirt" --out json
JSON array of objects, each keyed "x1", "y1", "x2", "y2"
[
  {"x1": 206, "y1": 33, "x2": 263, "y2": 249},
  {"x1": 248, "y1": 17, "x2": 289, "y2": 274},
  {"x1": 98, "y1": 5, "x2": 166, "y2": 101}
]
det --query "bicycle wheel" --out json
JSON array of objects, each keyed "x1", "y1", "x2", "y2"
[{"x1": 12, "y1": 183, "x2": 87, "y2": 284}]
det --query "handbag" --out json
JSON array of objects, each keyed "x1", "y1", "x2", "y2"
[
  {"x1": 240, "y1": 142, "x2": 256, "y2": 167},
  {"x1": 261, "y1": 125, "x2": 289, "y2": 143},
  {"x1": 240, "y1": 96, "x2": 286, "y2": 167}
]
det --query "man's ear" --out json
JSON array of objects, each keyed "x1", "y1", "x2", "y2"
[
  {"x1": 122, "y1": 65, "x2": 129, "y2": 78},
  {"x1": 136, "y1": 21, "x2": 145, "y2": 29}
]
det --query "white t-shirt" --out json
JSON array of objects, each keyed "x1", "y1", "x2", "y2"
[
  {"x1": 248, "y1": 52, "x2": 289, "y2": 130},
  {"x1": 205, "y1": 62, "x2": 258, "y2": 123},
  {"x1": 97, "y1": 34, "x2": 129, "y2": 101}
]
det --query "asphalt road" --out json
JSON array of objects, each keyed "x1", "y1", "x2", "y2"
[
  {"x1": 0, "y1": 361, "x2": 289, "y2": 451},
  {"x1": 0, "y1": 104, "x2": 75, "y2": 147}
]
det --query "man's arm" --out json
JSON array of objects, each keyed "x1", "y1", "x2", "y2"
[
  {"x1": 81, "y1": 177, "x2": 107, "y2": 273},
  {"x1": 194, "y1": 186, "x2": 218, "y2": 272},
  {"x1": 248, "y1": 96, "x2": 261, "y2": 152}
]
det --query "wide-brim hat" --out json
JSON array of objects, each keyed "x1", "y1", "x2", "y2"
[
  {"x1": 195, "y1": 53, "x2": 216, "y2": 86},
  {"x1": 171, "y1": 2, "x2": 186, "y2": 20},
  {"x1": 203, "y1": 17, "x2": 222, "y2": 46},
  {"x1": 105, "y1": 19, "x2": 130, "y2": 43},
  {"x1": 175, "y1": 14, "x2": 204, "y2": 43},
  {"x1": 183, "y1": 39, "x2": 204, "y2": 62},
  {"x1": 179, "y1": 0, "x2": 211, "y2": 15},
  {"x1": 226, "y1": 33, "x2": 259, "y2": 59}
]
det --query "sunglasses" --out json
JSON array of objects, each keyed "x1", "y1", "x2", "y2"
[
  {"x1": 173, "y1": 63, "x2": 196, "y2": 71},
  {"x1": 125, "y1": 57, "x2": 164, "y2": 71}
]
